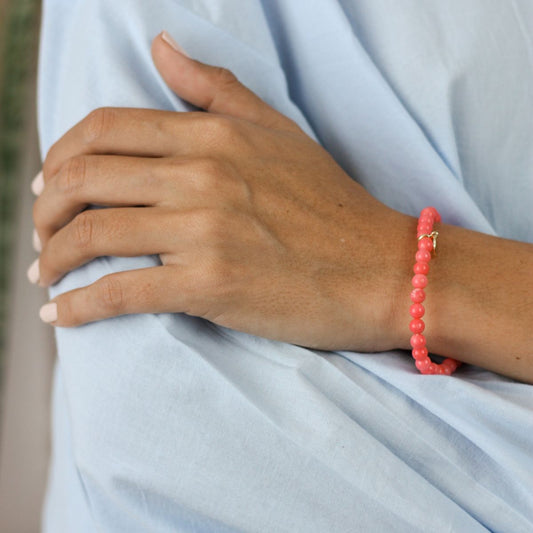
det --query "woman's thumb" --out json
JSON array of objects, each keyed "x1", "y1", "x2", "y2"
[{"x1": 151, "y1": 31, "x2": 295, "y2": 130}]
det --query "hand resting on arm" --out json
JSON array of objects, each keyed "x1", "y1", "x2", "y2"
[{"x1": 30, "y1": 32, "x2": 533, "y2": 383}]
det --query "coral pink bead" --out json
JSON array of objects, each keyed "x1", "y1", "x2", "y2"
[
  {"x1": 421, "y1": 207, "x2": 440, "y2": 222},
  {"x1": 410, "y1": 288, "x2": 426, "y2": 303},
  {"x1": 415, "y1": 250, "x2": 432, "y2": 263},
  {"x1": 417, "y1": 223, "x2": 433, "y2": 235},
  {"x1": 418, "y1": 238, "x2": 433, "y2": 253},
  {"x1": 413, "y1": 262, "x2": 429, "y2": 275},
  {"x1": 410, "y1": 333, "x2": 426, "y2": 349},
  {"x1": 409, "y1": 318, "x2": 425, "y2": 334},
  {"x1": 412, "y1": 274, "x2": 428, "y2": 288},
  {"x1": 442, "y1": 359, "x2": 460, "y2": 373},
  {"x1": 415, "y1": 358, "x2": 431, "y2": 372},
  {"x1": 412, "y1": 347, "x2": 428, "y2": 360},
  {"x1": 427, "y1": 363, "x2": 438, "y2": 374},
  {"x1": 409, "y1": 303, "x2": 425, "y2": 318},
  {"x1": 440, "y1": 365, "x2": 452, "y2": 376}
]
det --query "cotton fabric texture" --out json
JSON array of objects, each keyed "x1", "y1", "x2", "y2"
[{"x1": 39, "y1": 1, "x2": 533, "y2": 531}]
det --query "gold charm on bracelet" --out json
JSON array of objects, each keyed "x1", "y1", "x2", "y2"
[{"x1": 418, "y1": 231, "x2": 439, "y2": 255}]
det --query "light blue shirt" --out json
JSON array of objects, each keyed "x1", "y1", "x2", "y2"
[{"x1": 39, "y1": 1, "x2": 533, "y2": 531}]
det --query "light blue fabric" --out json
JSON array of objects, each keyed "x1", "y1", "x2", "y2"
[{"x1": 39, "y1": 1, "x2": 533, "y2": 531}]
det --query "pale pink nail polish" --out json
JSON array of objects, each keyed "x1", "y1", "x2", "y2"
[
  {"x1": 31, "y1": 171, "x2": 44, "y2": 196},
  {"x1": 27, "y1": 258, "x2": 40, "y2": 284},
  {"x1": 161, "y1": 31, "x2": 189, "y2": 56},
  {"x1": 33, "y1": 229, "x2": 42, "y2": 252},
  {"x1": 39, "y1": 302, "x2": 58, "y2": 323}
]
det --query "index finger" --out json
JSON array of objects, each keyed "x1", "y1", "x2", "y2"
[{"x1": 42, "y1": 107, "x2": 200, "y2": 181}]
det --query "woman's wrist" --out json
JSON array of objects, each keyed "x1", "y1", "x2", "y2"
[
  {"x1": 333, "y1": 209, "x2": 417, "y2": 353},
  {"x1": 407, "y1": 223, "x2": 532, "y2": 382}
]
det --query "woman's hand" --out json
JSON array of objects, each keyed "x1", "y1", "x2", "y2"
[{"x1": 31, "y1": 31, "x2": 414, "y2": 352}]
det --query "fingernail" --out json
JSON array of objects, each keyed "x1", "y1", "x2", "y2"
[
  {"x1": 161, "y1": 31, "x2": 189, "y2": 56},
  {"x1": 32, "y1": 229, "x2": 42, "y2": 252},
  {"x1": 39, "y1": 302, "x2": 58, "y2": 323},
  {"x1": 27, "y1": 258, "x2": 40, "y2": 284},
  {"x1": 31, "y1": 171, "x2": 44, "y2": 196}
]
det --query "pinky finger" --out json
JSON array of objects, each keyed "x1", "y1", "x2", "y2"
[{"x1": 39, "y1": 266, "x2": 185, "y2": 327}]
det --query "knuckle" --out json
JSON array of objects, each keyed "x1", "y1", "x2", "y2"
[
  {"x1": 192, "y1": 208, "x2": 225, "y2": 243},
  {"x1": 197, "y1": 255, "x2": 233, "y2": 295},
  {"x1": 196, "y1": 156, "x2": 224, "y2": 175},
  {"x1": 202, "y1": 114, "x2": 244, "y2": 146},
  {"x1": 97, "y1": 276, "x2": 125, "y2": 314},
  {"x1": 83, "y1": 107, "x2": 116, "y2": 144},
  {"x1": 71, "y1": 211, "x2": 97, "y2": 249},
  {"x1": 56, "y1": 156, "x2": 87, "y2": 195},
  {"x1": 193, "y1": 157, "x2": 227, "y2": 189},
  {"x1": 206, "y1": 113, "x2": 236, "y2": 134},
  {"x1": 213, "y1": 67, "x2": 239, "y2": 91}
]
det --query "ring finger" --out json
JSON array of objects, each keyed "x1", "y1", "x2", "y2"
[{"x1": 36, "y1": 207, "x2": 185, "y2": 286}]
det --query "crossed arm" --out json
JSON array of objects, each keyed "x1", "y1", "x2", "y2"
[{"x1": 30, "y1": 33, "x2": 533, "y2": 383}]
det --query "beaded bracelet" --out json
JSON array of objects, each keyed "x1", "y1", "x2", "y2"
[{"x1": 409, "y1": 207, "x2": 460, "y2": 375}]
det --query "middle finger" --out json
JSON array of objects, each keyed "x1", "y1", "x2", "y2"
[{"x1": 35, "y1": 154, "x2": 171, "y2": 242}]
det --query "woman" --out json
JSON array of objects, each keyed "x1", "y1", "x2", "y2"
[{"x1": 33, "y1": 0, "x2": 532, "y2": 531}]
